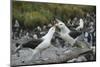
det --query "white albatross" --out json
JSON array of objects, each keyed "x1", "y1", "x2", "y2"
[
  {"x1": 76, "y1": 18, "x2": 84, "y2": 30},
  {"x1": 15, "y1": 26, "x2": 56, "y2": 62},
  {"x1": 55, "y1": 19, "x2": 82, "y2": 46}
]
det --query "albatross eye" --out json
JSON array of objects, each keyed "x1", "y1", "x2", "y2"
[{"x1": 60, "y1": 24, "x2": 63, "y2": 25}]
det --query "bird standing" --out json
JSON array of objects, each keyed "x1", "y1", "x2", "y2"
[
  {"x1": 55, "y1": 19, "x2": 82, "y2": 46},
  {"x1": 15, "y1": 26, "x2": 56, "y2": 63},
  {"x1": 76, "y1": 18, "x2": 84, "y2": 30}
]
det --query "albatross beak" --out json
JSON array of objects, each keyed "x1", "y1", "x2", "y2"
[
  {"x1": 52, "y1": 18, "x2": 59, "y2": 28},
  {"x1": 54, "y1": 23, "x2": 58, "y2": 28}
]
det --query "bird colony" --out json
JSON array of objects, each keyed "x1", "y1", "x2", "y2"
[{"x1": 11, "y1": 13, "x2": 96, "y2": 66}]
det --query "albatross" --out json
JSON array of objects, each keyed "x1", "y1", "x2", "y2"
[
  {"x1": 15, "y1": 26, "x2": 56, "y2": 62},
  {"x1": 55, "y1": 19, "x2": 82, "y2": 46},
  {"x1": 76, "y1": 18, "x2": 84, "y2": 30}
]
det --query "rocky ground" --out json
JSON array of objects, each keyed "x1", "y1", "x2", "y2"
[{"x1": 11, "y1": 38, "x2": 94, "y2": 66}]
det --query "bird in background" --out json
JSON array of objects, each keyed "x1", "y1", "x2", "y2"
[{"x1": 76, "y1": 18, "x2": 84, "y2": 31}]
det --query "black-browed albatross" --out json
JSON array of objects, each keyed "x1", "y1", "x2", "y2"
[
  {"x1": 55, "y1": 19, "x2": 82, "y2": 46},
  {"x1": 15, "y1": 26, "x2": 56, "y2": 62}
]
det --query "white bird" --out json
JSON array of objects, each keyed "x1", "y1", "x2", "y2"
[
  {"x1": 33, "y1": 34, "x2": 38, "y2": 39},
  {"x1": 55, "y1": 19, "x2": 82, "y2": 46},
  {"x1": 15, "y1": 26, "x2": 56, "y2": 62},
  {"x1": 76, "y1": 18, "x2": 84, "y2": 30}
]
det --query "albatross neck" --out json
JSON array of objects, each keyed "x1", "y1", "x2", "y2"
[
  {"x1": 61, "y1": 25, "x2": 70, "y2": 34},
  {"x1": 44, "y1": 31, "x2": 54, "y2": 41}
]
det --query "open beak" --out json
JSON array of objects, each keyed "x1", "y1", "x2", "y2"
[
  {"x1": 52, "y1": 18, "x2": 59, "y2": 28},
  {"x1": 53, "y1": 23, "x2": 60, "y2": 32},
  {"x1": 52, "y1": 22, "x2": 56, "y2": 27},
  {"x1": 53, "y1": 23, "x2": 58, "y2": 28},
  {"x1": 53, "y1": 18, "x2": 58, "y2": 24}
]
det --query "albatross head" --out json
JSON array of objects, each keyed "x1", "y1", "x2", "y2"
[
  {"x1": 48, "y1": 26, "x2": 56, "y2": 34},
  {"x1": 54, "y1": 18, "x2": 70, "y2": 33},
  {"x1": 41, "y1": 26, "x2": 56, "y2": 40},
  {"x1": 80, "y1": 18, "x2": 83, "y2": 22},
  {"x1": 55, "y1": 19, "x2": 66, "y2": 29}
]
